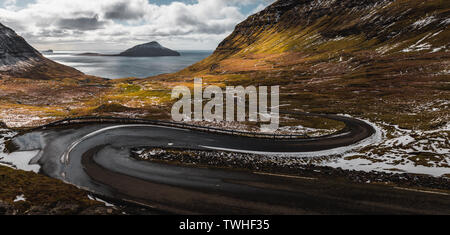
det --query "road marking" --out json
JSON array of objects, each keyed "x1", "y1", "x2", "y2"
[
  {"x1": 61, "y1": 124, "x2": 188, "y2": 164},
  {"x1": 123, "y1": 199, "x2": 156, "y2": 208},
  {"x1": 253, "y1": 172, "x2": 317, "y2": 180},
  {"x1": 394, "y1": 187, "x2": 450, "y2": 196}
]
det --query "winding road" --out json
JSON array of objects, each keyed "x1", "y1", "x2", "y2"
[{"x1": 11, "y1": 114, "x2": 450, "y2": 214}]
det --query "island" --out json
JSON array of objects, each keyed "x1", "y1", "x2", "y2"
[{"x1": 77, "y1": 41, "x2": 180, "y2": 57}]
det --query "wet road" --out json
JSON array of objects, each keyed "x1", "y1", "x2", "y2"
[{"x1": 11, "y1": 115, "x2": 450, "y2": 214}]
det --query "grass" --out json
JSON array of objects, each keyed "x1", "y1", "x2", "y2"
[
  {"x1": 0, "y1": 0, "x2": 448, "y2": 215},
  {"x1": 0, "y1": 0, "x2": 447, "y2": 172},
  {"x1": 407, "y1": 153, "x2": 450, "y2": 168},
  {"x1": 0, "y1": 165, "x2": 100, "y2": 214}
]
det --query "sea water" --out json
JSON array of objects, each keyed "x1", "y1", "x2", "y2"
[{"x1": 43, "y1": 50, "x2": 212, "y2": 79}]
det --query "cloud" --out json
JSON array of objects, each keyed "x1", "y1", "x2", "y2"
[
  {"x1": 2, "y1": 0, "x2": 17, "y2": 10},
  {"x1": 103, "y1": 1, "x2": 145, "y2": 20},
  {"x1": 57, "y1": 15, "x2": 107, "y2": 31},
  {"x1": 0, "y1": 0, "x2": 275, "y2": 50},
  {"x1": 251, "y1": 3, "x2": 270, "y2": 14}
]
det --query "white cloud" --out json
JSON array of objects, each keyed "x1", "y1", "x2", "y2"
[
  {"x1": 0, "y1": 0, "x2": 274, "y2": 50},
  {"x1": 2, "y1": 0, "x2": 17, "y2": 10},
  {"x1": 251, "y1": 3, "x2": 268, "y2": 14}
]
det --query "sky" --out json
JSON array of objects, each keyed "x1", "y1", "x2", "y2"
[{"x1": 0, "y1": 0, "x2": 275, "y2": 51}]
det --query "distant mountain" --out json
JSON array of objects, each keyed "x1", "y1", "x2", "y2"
[
  {"x1": 0, "y1": 23, "x2": 83, "y2": 79},
  {"x1": 119, "y1": 41, "x2": 180, "y2": 57},
  {"x1": 78, "y1": 41, "x2": 180, "y2": 57}
]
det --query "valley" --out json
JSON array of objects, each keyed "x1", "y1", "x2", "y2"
[{"x1": 0, "y1": 0, "x2": 448, "y2": 214}]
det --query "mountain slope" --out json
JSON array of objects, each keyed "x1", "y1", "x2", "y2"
[
  {"x1": 0, "y1": 23, "x2": 42, "y2": 69},
  {"x1": 0, "y1": 23, "x2": 85, "y2": 80},
  {"x1": 216, "y1": 0, "x2": 448, "y2": 55},
  {"x1": 182, "y1": 0, "x2": 449, "y2": 75},
  {"x1": 127, "y1": 0, "x2": 450, "y2": 173},
  {"x1": 139, "y1": 0, "x2": 449, "y2": 131}
]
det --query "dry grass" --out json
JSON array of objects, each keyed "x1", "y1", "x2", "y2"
[{"x1": 0, "y1": 165, "x2": 100, "y2": 214}]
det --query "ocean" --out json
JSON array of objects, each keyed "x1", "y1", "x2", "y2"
[{"x1": 43, "y1": 50, "x2": 212, "y2": 79}]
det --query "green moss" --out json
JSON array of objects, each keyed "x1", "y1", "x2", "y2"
[{"x1": 119, "y1": 84, "x2": 142, "y2": 93}]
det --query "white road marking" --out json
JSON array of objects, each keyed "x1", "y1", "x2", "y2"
[
  {"x1": 394, "y1": 187, "x2": 450, "y2": 196},
  {"x1": 199, "y1": 118, "x2": 381, "y2": 157},
  {"x1": 122, "y1": 199, "x2": 156, "y2": 209},
  {"x1": 253, "y1": 172, "x2": 317, "y2": 180},
  {"x1": 61, "y1": 124, "x2": 188, "y2": 164}
]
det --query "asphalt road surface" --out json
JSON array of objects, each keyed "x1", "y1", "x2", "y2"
[{"x1": 11, "y1": 114, "x2": 450, "y2": 214}]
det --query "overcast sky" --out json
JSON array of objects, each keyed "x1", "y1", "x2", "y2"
[{"x1": 0, "y1": 0, "x2": 274, "y2": 51}]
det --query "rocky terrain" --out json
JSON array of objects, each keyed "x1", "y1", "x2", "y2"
[
  {"x1": 131, "y1": 148, "x2": 450, "y2": 190},
  {"x1": 0, "y1": 0, "x2": 447, "y2": 172},
  {"x1": 132, "y1": 0, "x2": 449, "y2": 176},
  {"x1": 0, "y1": 23, "x2": 88, "y2": 80},
  {"x1": 0, "y1": 0, "x2": 448, "y2": 171},
  {"x1": 0, "y1": 0, "x2": 448, "y2": 214},
  {"x1": 0, "y1": 23, "x2": 41, "y2": 71},
  {"x1": 188, "y1": 0, "x2": 449, "y2": 72}
]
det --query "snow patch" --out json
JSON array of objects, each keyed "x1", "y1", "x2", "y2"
[
  {"x1": 322, "y1": 154, "x2": 449, "y2": 177},
  {"x1": 440, "y1": 18, "x2": 450, "y2": 25},
  {"x1": 431, "y1": 46, "x2": 446, "y2": 53},
  {"x1": 376, "y1": 43, "x2": 400, "y2": 55},
  {"x1": 13, "y1": 194, "x2": 26, "y2": 202},
  {"x1": 88, "y1": 195, "x2": 115, "y2": 207},
  {"x1": 384, "y1": 135, "x2": 415, "y2": 147},
  {"x1": 0, "y1": 150, "x2": 41, "y2": 173},
  {"x1": 412, "y1": 16, "x2": 436, "y2": 29},
  {"x1": 402, "y1": 32, "x2": 435, "y2": 52},
  {"x1": 202, "y1": 117, "x2": 383, "y2": 158},
  {"x1": 0, "y1": 129, "x2": 41, "y2": 173},
  {"x1": 402, "y1": 43, "x2": 431, "y2": 52}
]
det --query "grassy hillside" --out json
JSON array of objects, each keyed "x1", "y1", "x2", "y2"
[
  {"x1": 119, "y1": 0, "x2": 450, "y2": 173},
  {"x1": 133, "y1": 0, "x2": 449, "y2": 131},
  {"x1": 0, "y1": 0, "x2": 448, "y2": 173},
  {"x1": 1, "y1": 0, "x2": 447, "y2": 214},
  {"x1": 185, "y1": 0, "x2": 449, "y2": 74}
]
